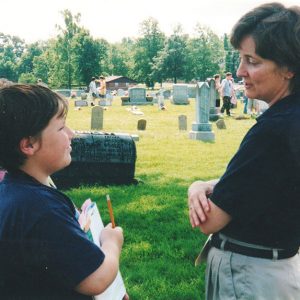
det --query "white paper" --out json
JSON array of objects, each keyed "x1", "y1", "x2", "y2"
[{"x1": 80, "y1": 199, "x2": 126, "y2": 300}]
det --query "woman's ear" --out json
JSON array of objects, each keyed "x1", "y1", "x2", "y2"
[{"x1": 19, "y1": 137, "x2": 38, "y2": 156}]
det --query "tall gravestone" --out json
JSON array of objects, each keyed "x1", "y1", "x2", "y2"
[
  {"x1": 178, "y1": 115, "x2": 187, "y2": 130},
  {"x1": 189, "y1": 82, "x2": 215, "y2": 142},
  {"x1": 158, "y1": 89, "x2": 165, "y2": 109},
  {"x1": 172, "y1": 84, "x2": 189, "y2": 105},
  {"x1": 91, "y1": 106, "x2": 104, "y2": 130},
  {"x1": 208, "y1": 78, "x2": 221, "y2": 121}
]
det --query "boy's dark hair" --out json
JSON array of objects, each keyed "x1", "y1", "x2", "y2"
[
  {"x1": 226, "y1": 72, "x2": 232, "y2": 77},
  {"x1": 230, "y1": 2, "x2": 300, "y2": 93},
  {"x1": 0, "y1": 84, "x2": 68, "y2": 171}
]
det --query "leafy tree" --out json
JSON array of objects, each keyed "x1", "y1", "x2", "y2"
[
  {"x1": 186, "y1": 25, "x2": 224, "y2": 81},
  {"x1": 104, "y1": 38, "x2": 135, "y2": 77},
  {"x1": 152, "y1": 25, "x2": 188, "y2": 84},
  {"x1": 133, "y1": 18, "x2": 165, "y2": 88},
  {"x1": 223, "y1": 33, "x2": 239, "y2": 78},
  {"x1": 72, "y1": 29, "x2": 108, "y2": 86},
  {"x1": 54, "y1": 10, "x2": 81, "y2": 88},
  {"x1": 18, "y1": 42, "x2": 44, "y2": 76},
  {"x1": 0, "y1": 33, "x2": 25, "y2": 81},
  {"x1": 18, "y1": 72, "x2": 36, "y2": 84}
]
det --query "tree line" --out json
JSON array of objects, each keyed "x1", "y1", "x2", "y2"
[{"x1": 0, "y1": 10, "x2": 239, "y2": 89}]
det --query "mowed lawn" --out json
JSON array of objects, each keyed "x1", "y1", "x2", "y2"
[{"x1": 64, "y1": 96, "x2": 255, "y2": 300}]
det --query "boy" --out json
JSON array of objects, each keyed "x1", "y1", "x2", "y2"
[{"x1": 0, "y1": 84, "x2": 125, "y2": 299}]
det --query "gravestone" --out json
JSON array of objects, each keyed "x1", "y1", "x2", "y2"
[
  {"x1": 91, "y1": 106, "x2": 104, "y2": 130},
  {"x1": 172, "y1": 84, "x2": 189, "y2": 104},
  {"x1": 137, "y1": 119, "x2": 147, "y2": 130},
  {"x1": 163, "y1": 90, "x2": 171, "y2": 99},
  {"x1": 187, "y1": 85, "x2": 197, "y2": 98},
  {"x1": 55, "y1": 89, "x2": 71, "y2": 98},
  {"x1": 117, "y1": 89, "x2": 125, "y2": 96},
  {"x1": 81, "y1": 92, "x2": 88, "y2": 100},
  {"x1": 75, "y1": 100, "x2": 88, "y2": 107},
  {"x1": 178, "y1": 115, "x2": 187, "y2": 130},
  {"x1": 216, "y1": 119, "x2": 226, "y2": 129},
  {"x1": 124, "y1": 87, "x2": 152, "y2": 105},
  {"x1": 158, "y1": 89, "x2": 165, "y2": 109},
  {"x1": 150, "y1": 92, "x2": 158, "y2": 103},
  {"x1": 52, "y1": 132, "x2": 137, "y2": 188},
  {"x1": 98, "y1": 93, "x2": 113, "y2": 106},
  {"x1": 189, "y1": 82, "x2": 215, "y2": 142},
  {"x1": 208, "y1": 78, "x2": 221, "y2": 121}
]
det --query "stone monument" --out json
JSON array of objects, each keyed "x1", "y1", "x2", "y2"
[
  {"x1": 208, "y1": 78, "x2": 221, "y2": 121},
  {"x1": 189, "y1": 82, "x2": 215, "y2": 142},
  {"x1": 171, "y1": 84, "x2": 189, "y2": 104},
  {"x1": 91, "y1": 106, "x2": 104, "y2": 130}
]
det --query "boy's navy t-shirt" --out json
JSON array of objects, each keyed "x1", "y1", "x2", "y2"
[{"x1": 0, "y1": 170, "x2": 104, "y2": 299}]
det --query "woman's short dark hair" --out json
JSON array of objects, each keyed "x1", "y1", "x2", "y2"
[
  {"x1": 230, "y1": 2, "x2": 300, "y2": 93},
  {"x1": 0, "y1": 84, "x2": 68, "y2": 171}
]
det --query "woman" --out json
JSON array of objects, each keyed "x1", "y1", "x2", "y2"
[{"x1": 188, "y1": 3, "x2": 300, "y2": 299}]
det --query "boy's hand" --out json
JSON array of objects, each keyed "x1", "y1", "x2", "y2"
[{"x1": 100, "y1": 223, "x2": 124, "y2": 252}]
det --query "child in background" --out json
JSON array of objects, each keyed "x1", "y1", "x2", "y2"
[{"x1": 0, "y1": 84, "x2": 127, "y2": 299}]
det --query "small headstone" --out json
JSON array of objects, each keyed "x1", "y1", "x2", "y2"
[
  {"x1": 137, "y1": 119, "x2": 147, "y2": 130},
  {"x1": 117, "y1": 89, "x2": 125, "y2": 96},
  {"x1": 163, "y1": 90, "x2": 171, "y2": 99},
  {"x1": 81, "y1": 93, "x2": 88, "y2": 100},
  {"x1": 178, "y1": 115, "x2": 187, "y2": 130},
  {"x1": 75, "y1": 100, "x2": 88, "y2": 107},
  {"x1": 216, "y1": 119, "x2": 226, "y2": 129},
  {"x1": 91, "y1": 106, "x2": 104, "y2": 130}
]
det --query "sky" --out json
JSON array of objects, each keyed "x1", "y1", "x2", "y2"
[{"x1": 1, "y1": 0, "x2": 299, "y2": 44}]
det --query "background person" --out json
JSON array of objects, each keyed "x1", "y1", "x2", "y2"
[
  {"x1": 188, "y1": 3, "x2": 300, "y2": 299},
  {"x1": 98, "y1": 75, "x2": 106, "y2": 99},
  {"x1": 220, "y1": 72, "x2": 233, "y2": 116},
  {"x1": 213, "y1": 74, "x2": 221, "y2": 108},
  {"x1": 0, "y1": 84, "x2": 128, "y2": 299}
]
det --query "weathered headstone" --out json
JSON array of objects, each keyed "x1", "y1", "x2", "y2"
[
  {"x1": 75, "y1": 100, "x2": 88, "y2": 107},
  {"x1": 137, "y1": 119, "x2": 147, "y2": 130},
  {"x1": 98, "y1": 93, "x2": 113, "y2": 106},
  {"x1": 216, "y1": 119, "x2": 226, "y2": 129},
  {"x1": 81, "y1": 92, "x2": 88, "y2": 100},
  {"x1": 172, "y1": 84, "x2": 189, "y2": 104},
  {"x1": 163, "y1": 90, "x2": 171, "y2": 99},
  {"x1": 52, "y1": 132, "x2": 137, "y2": 188},
  {"x1": 208, "y1": 78, "x2": 221, "y2": 121},
  {"x1": 157, "y1": 89, "x2": 165, "y2": 109},
  {"x1": 187, "y1": 85, "x2": 197, "y2": 98},
  {"x1": 117, "y1": 89, "x2": 125, "y2": 96},
  {"x1": 128, "y1": 88, "x2": 148, "y2": 105},
  {"x1": 178, "y1": 115, "x2": 187, "y2": 130},
  {"x1": 55, "y1": 89, "x2": 71, "y2": 98},
  {"x1": 189, "y1": 82, "x2": 215, "y2": 142},
  {"x1": 91, "y1": 106, "x2": 104, "y2": 130}
]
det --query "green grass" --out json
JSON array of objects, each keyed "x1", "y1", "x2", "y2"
[{"x1": 65, "y1": 97, "x2": 255, "y2": 300}]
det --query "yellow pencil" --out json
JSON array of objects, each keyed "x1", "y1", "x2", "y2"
[{"x1": 106, "y1": 194, "x2": 116, "y2": 228}]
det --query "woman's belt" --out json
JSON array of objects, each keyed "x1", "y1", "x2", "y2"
[{"x1": 211, "y1": 233, "x2": 298, "y2": 260}]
